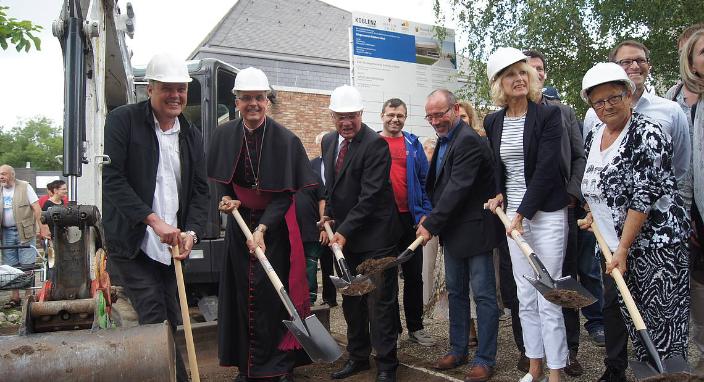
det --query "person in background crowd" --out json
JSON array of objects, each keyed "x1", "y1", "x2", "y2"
[
  {"x1": 458, "y1": 100, "x2": 485, "y2": 136},
  {"x1": 378, "y1": 98, "x2": 435, "y2": 347},
  {"x1": 579, "y1": 62, "x2": 690, "y2": 381},
  {"x1": 1, "y1": 164, "x2": 50, "y2": 309},
  {"x1": 485, "y1": 47, "x2": 569, "y2": 382},
  {"x1": 310, "y1": 131, "x2": 338, "y2": 307},
  {"x1": 666, "y1": 23, "x2": 704, "y2": 214},
  {"x1": 418, "y1": 89, "x2": 500, "y2": 382},
  {"x1": 323, "y1": 85, "x2": 402, "y2": 382},
  {"x1": 420, "y1": 137, "x2": 440, "y2": 307},
  {"x1": 102, "y1": 53, "x2": 209, "y2": 382},
  {"x1": 210, "y1": 67, "x2": 315, "y2": 382},
  {"x1": 679, "y1": 28, "x2": 704, "y2": 376},
  {"x1": 523, "y1": 49, "x2": 591, "y2": 377},
  {"x1": 42, "y1": 180, "x2": 68, "y2": 211}
]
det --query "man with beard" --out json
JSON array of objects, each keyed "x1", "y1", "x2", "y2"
[
  {"x1": 209, "y1": 67, "x2": 316, "y2": 382},
  {"x1": 323, "y1": 85, "x2": 402, "y2": 382},
  {"x1": 102, "y1": 53, "x2": 209, "y2": 382}
]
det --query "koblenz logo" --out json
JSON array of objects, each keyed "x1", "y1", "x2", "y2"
[{"x1": 355, "y1": 17, "x2": 377, "y2": 27}]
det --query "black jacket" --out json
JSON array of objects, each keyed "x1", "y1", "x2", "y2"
[
  {"x1": 423, "y1": 120, "x2": 500, "y2": 257},
  {"x1": 484, "y1": 101, "x2": 569, "y2": 219},
  {"x1": 322, "y1": 124, "x2": 401, "y2": 253},
  {"x1": 102, "y1": 100, "x2": 209, "y2": 258}
]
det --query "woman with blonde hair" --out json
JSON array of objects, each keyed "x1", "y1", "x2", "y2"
[
  {"x1": 484, "y1": 47, "x2": 569, "y2": 382},
  {"x1": 458, "y1": 101, "x2": 485, "y2": 137},
  {"x1": 680, "y1": 28, "x2": 704, "y2": 376}
]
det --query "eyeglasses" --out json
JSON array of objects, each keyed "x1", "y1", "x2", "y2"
[
  {"x1": 615, "y1": 58, "x2": 649, "y2": 68},
  {"x1": 424, "y1": 106, "x2": 452, "y2": 122},
  {"x1": 237, "y1": 94, "x2": 268, "y2": 103},
  {"x1": 332, "y1": 112, "x2": 360, "y2": 122},
  {"x1": 383, "y1": 113, "x2": 406, "y2": 120},
  {"x1": 591, "y1": 92, "x2": 627, "y2": 110}
]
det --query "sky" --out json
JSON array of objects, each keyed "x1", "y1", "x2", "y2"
[{"x1": 0, "y1": 0, "x2": 456, "y2": 129}]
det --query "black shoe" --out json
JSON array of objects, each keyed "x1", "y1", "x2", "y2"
[
  {"x1": 597, "y1": 367, "x2": 626, "y2": 382},
  {"x1": 323, "y1": 300, "x2": 338, "y2": 308},
  {"x1": 331, "y1": 359, "x2": 371, "y2": 379},
  {"x1": 564, "y1": 350, "x2": 584, "y2": 377},
  {"x1": 376, "y1": 370, "x2": 396, "y2": 382}
]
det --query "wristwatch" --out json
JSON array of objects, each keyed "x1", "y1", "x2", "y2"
[{"x1": 186, "y1": 230, "x2": 198, "y2": 244}]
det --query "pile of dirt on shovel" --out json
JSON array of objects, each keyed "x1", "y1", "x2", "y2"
[
  {"x1": 543, "y1": 289, "x2": 594, "y2": 309},
  {"x1": 641, "y1": 372, "x2": 703, "y2": 382},
  {"x1": 356, "y1": 257, "x2": 396, "y2": 276}
]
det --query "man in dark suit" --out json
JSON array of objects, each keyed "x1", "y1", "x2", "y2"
[
  {"x1": 416, "y1": 89, "x2": 500, "y2": 382},
  {"x1": 322, "y1": 85, "x2": 402, "y2": 382}
]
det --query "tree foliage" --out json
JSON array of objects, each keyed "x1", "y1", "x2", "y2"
[
  {"x1": 0, "y1": 5, "x2": 42, "y2": 52},
  {"x1": 437, "y1": 0, "x2": 704, "y2": 117},
  {"x1": 0, "y1": 117, "x2": 62, "y2": 170}
]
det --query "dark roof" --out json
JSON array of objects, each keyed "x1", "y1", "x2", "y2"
[{"x1": 189, "y1": 0, "x2": 352, "y2": 90}]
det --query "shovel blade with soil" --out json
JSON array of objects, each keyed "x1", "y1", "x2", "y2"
[
  {"x1": 323, "y1": 222, "x2": 376, "y2": 296},
  {"x1": 233, "y1": 210, "x2": 342, "y2": 363},
  {"x1": 488, "y1": 205, "x2": 597, "y2": 309},
  {"x1": 579, "y1": 218, "x2": 692, "y2": 381}
]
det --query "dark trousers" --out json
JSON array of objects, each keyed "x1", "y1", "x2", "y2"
[
  {"x1": 498, "y1": 238, "x2": 525, "y2": 354},
  {"x1": 602, "y1": 263, "x2": 629, "y2": 371},
  {"x1": 319, "y1": 246, "x2": 337, "y2": 304},
  {"x1": 562, "y1": 207, "x2": 581, "y2": 353},
  {"x1": 110, "y1": 251, "x2": 188, "y2": 382},
  {"x1": 394, "y1": 212, "x2": 424, "y2": 333},
  {"x1": 343, "y1": 246, "x2": 399, "y2": 372}
]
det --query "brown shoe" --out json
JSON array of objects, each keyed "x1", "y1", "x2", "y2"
[
  {"x1": 464, "y1": 364, "x2": 494, "y2": 382},
  {"x1": 434, "y1": 354, "x2": 468, "y2": 370}
]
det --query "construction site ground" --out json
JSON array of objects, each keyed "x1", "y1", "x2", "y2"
[{"x1": 1, "y1": 276, "x2": 701, "y2": 381}]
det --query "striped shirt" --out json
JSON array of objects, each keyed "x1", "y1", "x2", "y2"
[{"x1": 500, "y1": 116, "x2": 527, "y2": 213}]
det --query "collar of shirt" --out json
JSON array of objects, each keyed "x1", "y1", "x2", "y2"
[
  {"x1": 153, "y1": 114, "x2": 181, "y2": 135},
  {"x1": 634, "y1": 90, "x2": 654, "y2": 111},
  {"x1": 244, "y1": 117, "x2": 266, "y2": 133}
]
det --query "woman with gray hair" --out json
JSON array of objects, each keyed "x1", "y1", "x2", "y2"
[
  {"x1": 484, "y1": 47, "x2": 569, "y2": 382},
  {"x1": 579, "y1": 62, "x2": 689, "y2": 378}
]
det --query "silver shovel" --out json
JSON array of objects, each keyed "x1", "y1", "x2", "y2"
[
  {"x1": 232, "y1": 210, "x2": 342, "y2": 363},
  {"x1": 322, "y1": 221, "x2": 376, "y2": 294}
]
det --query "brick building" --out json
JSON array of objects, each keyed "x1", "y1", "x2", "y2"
[{"x1": 189, "y1": 0, "x2": 352, "y2": 158}]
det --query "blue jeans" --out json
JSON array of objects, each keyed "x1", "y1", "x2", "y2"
[
  {"x1": 444, "y1": 250, "x2": 498, "y2": 367},
  {"x1": 577, "y1": 228, "x2": 604, "y2": 333},
  {"x1": 1, "y1": 226, "x2": 37, "y2": 267}
]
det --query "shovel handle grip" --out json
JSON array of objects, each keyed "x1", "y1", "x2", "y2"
[
  {"x1": 484, "y1": 203, "x2": 540, "y2": 275},
  {"x1": 231, "y1": 210, "x2": 296, "y2": 318},
  {"x1": 577, "y1": 219, "x2": 647, "y2": 331},
  {"x1": 323, "y1": 221, "x2": 346, "y2": 261},
  {"x1": 408, "y1": 236, "x2": 425, "y2": 251},
  {"x1": 171, "y1": 245, "x2": 201, "y2": 382}
]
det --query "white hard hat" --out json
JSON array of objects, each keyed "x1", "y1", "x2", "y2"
[
  {"x1": 232, "y1": 67, "x2": 270, "y2": 92},
  {"x1": 144, "y1": 53, "x2": 192, "y2": 83},
  {"x1": 329, "y1": 85, "x2": 363, "y2": 113},
  {"x1": 486, "y1": 47, "x2": 528, "y2": 83},
  {"x1": 580, "y1": 62, "x2": 635, "y2": 102}
]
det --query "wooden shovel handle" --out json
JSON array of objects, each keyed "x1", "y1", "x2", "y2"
[
  {"x1": 577, "y1": 218, "x2": 647, "y2": 331},
  {"x1": 323, "y1": 221, "x2": 345, "y2": 261},
  {"x1": 231, "y1": 209, "x2": 295, "y2": 318},
  {"x1": 484, "y1": 203, "x2": 540, "y2": 275},
  {"x1": 408, "y1": 236, "x2": 425, "y2": 251},
  {"x1": 171, "y1": 244, "x2": 200, "y2": 382}
]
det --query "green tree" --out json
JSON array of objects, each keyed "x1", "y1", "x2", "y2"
[
  {"x1": 0, "y1": 117, "x2": 62, "y2": 170},
  {"x1": 0, "y1": 5, "x2": 42, "y2": 52},
  {"x1": 436, "y1": 0, "x2": 704, "y2": 117}
]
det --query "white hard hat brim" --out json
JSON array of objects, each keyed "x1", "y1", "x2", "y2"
[{"x1": 146, "y1": 76, "x2": 193, "y2": 83}]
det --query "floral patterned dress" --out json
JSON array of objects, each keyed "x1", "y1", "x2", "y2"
[{"x1": 583, "y1": 112, "x2": 690, "y2": 362}]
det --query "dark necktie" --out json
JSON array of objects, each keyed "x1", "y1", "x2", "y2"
[{"x1": 335, "y1": 140, "x2": 349, "y2": 174}]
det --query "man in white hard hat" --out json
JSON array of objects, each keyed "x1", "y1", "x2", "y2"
[
  {"x1": 321, "y1": 85, "x2": 402, "y2": 382},
  {"x1": 208, "y1": 67, "x2": 316, "y2": 382},
  {"x1": 103, "y1": 53, "x2": 209, "y2": 382},
  {"x1": 582, "y1": 41, "x2": 691, "y2": 382},
  {"x1": 523, "y1": 49, "x2": 594, "y2": 377}
]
